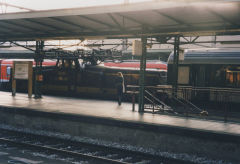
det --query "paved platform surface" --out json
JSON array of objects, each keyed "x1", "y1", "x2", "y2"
[{"x1": 0, "y1": 91, "x2": 240, "y2": 136}]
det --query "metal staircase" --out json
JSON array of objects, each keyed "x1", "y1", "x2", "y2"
[
  {"x1": 144, "y1": 89, "x2": 172, "y2": 113},
  {"x1": 143, "y1": 89, "x2": 204, "y2": 115},
  {"x1": 171, "y1": 92, "x2": 205, "y2": 115}
]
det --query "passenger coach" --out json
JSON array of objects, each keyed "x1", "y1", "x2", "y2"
[{"x1": 167, "y1": 48, "x2": 240, "y2": 104}]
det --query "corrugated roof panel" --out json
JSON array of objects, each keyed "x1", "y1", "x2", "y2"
[
  {"x1": 0, "y1": 21, "x2": 35, "y2": 33},
  {"x1": 109, "y1": 13, "x2": 141, "y2": 29},
  {"x1": 10, "y1": 19, "x2": 56, "y2": 32},
  {"x1": 0, "y1": 27, "x2": 14, "y2": 33},
  {"x1": 60, "y1": 15, "x2": 107, "y2": 30},
  {"x1": 52, "y1": 16, "x2": 91, "y2": 32},
  {"x1": 0, "y1": 1, "x2": 239, "y2": 41},
  {"x1": 81, "y1": 14, "x2": 118, "y2": 28},
  {"x1": 119, "y1": 10, "x2": 178, "y2": 27},
  {"x1": 159, "y1": 7, "x2": 221, "y2": 25},
  {"x1": 29, "y1": 17, "x2": 83, "y2": 32}
]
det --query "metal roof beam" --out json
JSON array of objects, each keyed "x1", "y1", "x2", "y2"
[
  {"x1": 78, "y1": 15, "x2": 116, "y2": 29},
  {"x1": 181, "y1": 36, "x2": 200, "y2": 43},
  {"x1": 1, "y1": 20, "x2": 40, "y2": 32},
  {"x1": 182, "y1": 37, "x2": 190, "y2": 42},
  {"x1": 1, "y1": 26, "x2": 240, "y2": 42},
  {"x1": 0, "y1": 1, "x2": 239, "y2": 41},
  {"x1": 25, "y1": 18, "x2": 97, "y2": 37},
  {"x1": 48, "y1": 17, "x2": 84, "y2": 31},
  {"x1": 25, "y1": 18, "x2": 88, "y2": 36},
  {"x1": 207, "y1": 9, "x2": 240, "y2": 27},
  {"x1": 16, "y1": 19, "x2": 62, "y2": 36},
  {"x1": 10, "y1": 41, "x2": 35, "y2": 51},
  {"x1": 25, "y1": 19, "x2": 65, "y2": 31},
  {"x1": 154, "y1": 10, "x2": 191, "y2": 27},
  {"x1": 192, "y1": 43, "x2": 211, "y2": 48},
  {"x1": 0, "y1": 27, "x2": 13, "y2": 34},
  {"x1": 107, "y1": 13, "x2": 125, "y2": 31},
  {"x1": 50, "y1": 17, "x2": 98, "y2": 32},
  {"x1": 117, "y1": 13, "x2": 154, "y2": 29},
  {"x1": 191, "y1": 36, "x2": 199, "y2": 43}
]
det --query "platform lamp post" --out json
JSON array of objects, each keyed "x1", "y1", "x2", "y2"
[
  {"x1": 172, "y1": 36, "x2": 180, "y2": 97},
  {"x1": 138, "y1": 36, "x2": 147, "y2": 113},
  {"x1": 34, "y1": 40, "x2": 44, "y2": 99}
]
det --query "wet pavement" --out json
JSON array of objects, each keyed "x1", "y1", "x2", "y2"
[{"x1": 0, "y1": 91, "x2": 240, "y2": 137}]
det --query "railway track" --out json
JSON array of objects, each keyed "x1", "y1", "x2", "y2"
[{"x1": 0, "y1": 129, "x2": 195, "y2": 164}]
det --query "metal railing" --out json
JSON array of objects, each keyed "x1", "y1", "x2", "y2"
[
  {"x1": 126, "y1": 85, "x2": 240, "y2": 122},
  {"x1": 144, "y1": 89, "x2": 171, "y2": 113}
]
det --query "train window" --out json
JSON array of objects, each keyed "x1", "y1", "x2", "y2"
[
  {"x1": 226, "y1": 72, "x2": 233, "y2": 84},
  {"x1": 226, "y1": 66, "x2": 240, "y2": 87},
  {"x1": 236, "y1": 73, "x2": 240, "y2": 87},
  {"x1": 6, "y1": 66, "x2": 11, "y2": 78},
  {"x1": 178, "y1": 66, "x2": 189, "y2": 85}
]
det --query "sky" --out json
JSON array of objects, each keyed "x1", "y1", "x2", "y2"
[{"x1": 0, "y1": 0, "x2": 151, "y2": 13}]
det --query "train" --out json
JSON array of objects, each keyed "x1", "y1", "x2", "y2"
[
  {"x1": 40, "y1": 59, "x2": 167, "y2": 98},
  {"x1": 0, "y1": 59, "x2": 56, "y2": 90},
  {"x1": 0, "y1": 58, "x2": 167, "y2": 99},
  {"x1": 167, "y1": 48, "x2": 240, "y2": 104},
  {"x1": 2, "y1": 48, "x2": 240, "y2": 106}
]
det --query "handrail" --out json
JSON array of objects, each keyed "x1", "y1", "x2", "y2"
[
  {"x1": 144, "y1": 89, "x2": 172, "y2": 111},
  {"x1": 144, "y1": 95, "x2": 164, "y2": 113},
  {"x1": 145, "y1": 87, "x2": 203, "y2": 114},
  {"x1": 144, "y1": 96, "x2": 154, "y2": 104},
  {"x1": 126, "y1": 85, "x2": 240, "y2": 120},
  {"x1": 172, "y1": 95, "x2": 202, "y2": 113},
  {"x1": 127, "y1": 85, "x2": 240, "y2": 93},
  {"x1": 178, "y1": 96, "x2": 202, "y2": 112},
  {"x1": 145, "y1": 90, "x2": 171, "y2": 109}
]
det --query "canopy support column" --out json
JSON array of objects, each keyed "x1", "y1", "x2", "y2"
[
  {"x1": 173, "y1": 36, "x2": 180, "y2": 97},
  {"x1": 34, "y1": 40, "x2": 44, "y2": 99},
  {"x1": 138, "y1": 36, "x2": 147, "y2": 113}
]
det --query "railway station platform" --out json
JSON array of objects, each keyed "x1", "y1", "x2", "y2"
[{"x1": 0, "y1": 91, "x2": 239, "y2": 163}]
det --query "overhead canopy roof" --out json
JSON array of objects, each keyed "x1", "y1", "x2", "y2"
[{"x1": 0, "y1": 0, "x2": 239, "y2": 41}]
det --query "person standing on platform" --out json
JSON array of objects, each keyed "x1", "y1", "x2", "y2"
[{"x1": 115, "y1": 72, "x2": 125, "y2": 105}]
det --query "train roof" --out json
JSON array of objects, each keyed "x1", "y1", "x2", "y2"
[
  {"x1": 168, "y1": 48, "x2": 240, "y2": 65},
  {"x1": 86, "y1": 64, "x2": 167, "y2": 72},
  {"x1": 0, "y1": 59, "x2": 56, "y2": 66},
  {"x1": 104, "y1": 60, "x2": 167, "y2": 70}
]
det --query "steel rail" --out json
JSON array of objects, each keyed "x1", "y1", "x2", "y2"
[
  {"x1": 0, "y1": 128, "x2": 196, "y2": 164},
  {"x1": 0, "y1": 137, "x2": 129, "y2": 164}
]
